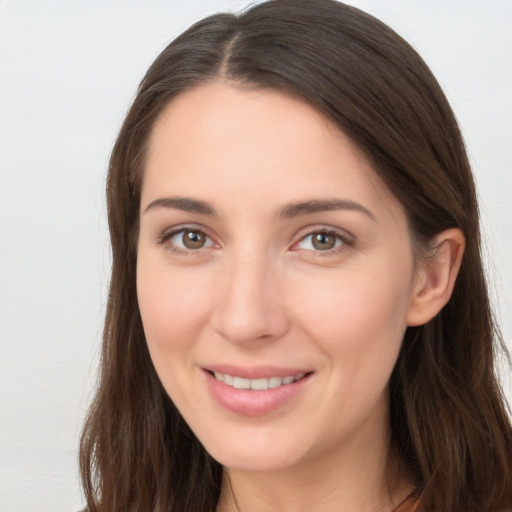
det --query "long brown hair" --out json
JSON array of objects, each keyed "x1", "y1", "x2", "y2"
[{"x1": 79, "y1": 1, "x2": 512, "y2": 511}]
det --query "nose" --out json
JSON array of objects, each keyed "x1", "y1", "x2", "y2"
[{"x1": 211, "y1": 253, "x2": 290, "y2": 345}]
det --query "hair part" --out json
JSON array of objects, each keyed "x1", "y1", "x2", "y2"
[{"x1": 80, "y1": 1, "x2": 512, "y2": 511}]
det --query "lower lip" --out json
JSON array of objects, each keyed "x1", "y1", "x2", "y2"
[{"x1": 204, "y1": 370, "x2": 312, "y2": 417}]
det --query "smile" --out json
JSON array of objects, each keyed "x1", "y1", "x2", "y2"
[
  {"x1": 205, "y1": 368, "x2": 313, "y2": 416},
  {"x1": 212, "y1": 372, "x2": 306, "y2": 390}
]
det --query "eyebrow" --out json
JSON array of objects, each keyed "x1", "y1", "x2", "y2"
[
  {"x1": 143, "y1": 196, "x2": 376, "y2": 222},
  {"x1": 278, "y1": 199, "x2": 376, "y2": 221},
  {"x1": 144, "y1": 196, "x2": 218, "y2": 216}
]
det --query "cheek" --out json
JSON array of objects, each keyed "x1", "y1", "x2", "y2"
[
  {"x1": 292, "y1": 257, "x2": 413, "y2": 371},
  {"x1": 291, "y1": 263, "x2": 412, "y2": 438},
  {"x1": 136, "y1": 260, "x2": 214, "y2": 413},
  {"x1": 139, "y1": 234, "x2": 216, "y2": 312},
  {"x1": 136, "y1": 256, "x2": 213, "y2": 370}
]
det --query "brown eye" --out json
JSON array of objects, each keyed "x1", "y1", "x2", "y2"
[
  {"x1": 294, "y1": 230, "x2": 349, "y2": 253},
  {"x1": 311, "y1": 233, "x2": 337, "y2": 250},
  {"x1": 164, "y1": 229, "x2": 214, "y2": 252},
  {"x1": 182, "y1": 230, "x2": 207, "y2": 249}
]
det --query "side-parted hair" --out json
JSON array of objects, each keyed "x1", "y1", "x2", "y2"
[{"x1": 79, "y1": 1, "x2": 512, "y2": 511}]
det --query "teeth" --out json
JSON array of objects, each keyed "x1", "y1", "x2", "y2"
[
  {"x1": 233, "y1": 377, "x2": 251, "y2": 389},
  {"x1": 212, "y1": 372, "x2": 306, "y2": 390},
  {"x1": 268, "y1": 376, "x2": 282, "y2": 388},
  {"x1": 249, "y1": 378, "x2": 267, "y2": 390}
]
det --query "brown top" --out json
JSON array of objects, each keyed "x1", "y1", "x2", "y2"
[{"x1": 391, "y1": 492, "x2": 422, "y2": 512}]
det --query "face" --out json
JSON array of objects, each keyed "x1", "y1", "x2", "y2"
[{"x1": 137, "y1": 83, "x2": 421, "y2": 474}]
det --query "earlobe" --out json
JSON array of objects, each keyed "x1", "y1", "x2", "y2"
[{"x1": 406, "y1": 228, "x2": 465, "y2": 327}]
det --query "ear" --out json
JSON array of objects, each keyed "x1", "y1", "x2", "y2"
[{"x1": 407, "y1": 228, "x2": 465, "y2": 326}]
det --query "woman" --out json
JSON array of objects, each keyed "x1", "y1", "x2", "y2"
[{"x1": 79, "y1": 1, "x2": 512, "y2": 511}]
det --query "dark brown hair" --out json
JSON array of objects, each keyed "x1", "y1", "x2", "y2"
[{"x1": 79, "y1": 1, "x2": 512, "y2": 511}]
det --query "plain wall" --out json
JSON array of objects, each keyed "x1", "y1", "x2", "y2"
[{"x1": 0, "y1": 1, "x2": 510, "y2": 510}]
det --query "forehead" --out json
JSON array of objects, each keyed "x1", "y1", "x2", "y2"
[{"x1": 142, "y1": 82, "x2": 405, "y2": 227}]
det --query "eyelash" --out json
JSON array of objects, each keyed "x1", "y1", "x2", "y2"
[
  {"x1": 292, "y1": 228, "x2": 354, "y2": 256},
  {"x1": 155, "y1": 226, "x2": 354, "y2": 256},
  {"x1": 156, "y1": 226, "x2": 213, "y2": 256}
]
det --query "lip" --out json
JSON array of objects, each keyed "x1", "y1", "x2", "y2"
[{"x1": 202, "y1": 366, "x2": 313, "y2": 417}]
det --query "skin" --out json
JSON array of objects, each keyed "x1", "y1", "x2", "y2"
[{"x1": 136, "y1": 83, "x2": 464, "y2": 512}]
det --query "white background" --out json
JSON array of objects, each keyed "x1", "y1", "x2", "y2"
[{"x1": 0, "y1": 1, "x2": 510, "y2": 510}]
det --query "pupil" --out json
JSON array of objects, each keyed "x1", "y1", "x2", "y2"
[
  {"x1": 183, "y1": 231, "x2": 205, "y2": 249},
  {"x1": 313, "y1": 233, "x2": 335, "y2": 250}
]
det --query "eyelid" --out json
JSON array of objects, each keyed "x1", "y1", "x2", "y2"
[
  {"x1": 155, "y1": 224, "x2": 218, "y2": 254},
  {"x1": 154, "y1": 223, "x2": 354, "y2": 256},
  {"x1": 290, "y1": 225, "x2": 355, "y2": 253}
]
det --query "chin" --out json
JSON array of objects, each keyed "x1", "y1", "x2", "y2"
[
  {"x1": 214, "y1": 450, "x2": 299, "y2": 474},
  {"x1": 198, "y1": 428, "x2": 303, "y2": 474}
]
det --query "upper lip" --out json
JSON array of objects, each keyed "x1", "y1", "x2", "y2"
[{"x1": 204, "y1": 364, "x2": 312, "y2": 380}]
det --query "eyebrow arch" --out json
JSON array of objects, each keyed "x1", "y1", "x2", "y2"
[
  {"x1": 144, "y1": 196, "x2": 218, "y2": 216},
  {"x1": 278, "y1": 199, "x2": 376, "y2": 221}
]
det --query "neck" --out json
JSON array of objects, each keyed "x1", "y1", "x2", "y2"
[{"x1": 216, "y1": 409, "x2": 412, "y2": 512}]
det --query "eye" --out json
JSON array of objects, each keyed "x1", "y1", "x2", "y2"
[
  {"x1": 159, "y1": 228, "x2": 215, "y2": 253},
  {"x1": 294, "y1": 229, "x2": 351, "y2": 252}
]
